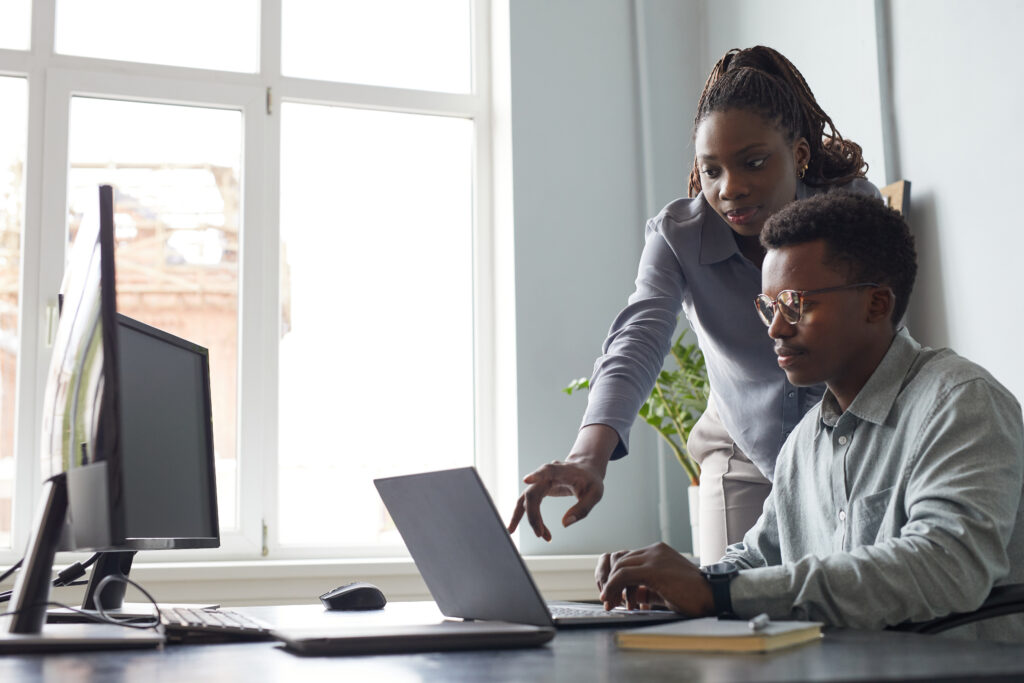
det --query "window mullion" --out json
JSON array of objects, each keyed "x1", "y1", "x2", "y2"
[{"x1": 255, "y1": 0, "x2": 282, "y2": 557}]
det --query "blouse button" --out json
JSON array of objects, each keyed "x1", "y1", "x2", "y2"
[
  {"x1": 839, "y1": 509, "x2": 847, "y2": 522},
  {"x1": 838, "y1": 435, "x2": 849, "y2": 446}
]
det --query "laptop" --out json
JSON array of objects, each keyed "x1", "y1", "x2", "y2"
[{"x1": 374, "y1": 467, "x2": 687, "y2": 629}]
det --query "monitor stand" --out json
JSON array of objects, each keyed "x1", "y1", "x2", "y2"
[
  {"x1": 82, "y1": 550, "x2": 137, "y2": 611},
  {"x1": 0, "y1": 474, "x2": 163, "y2": 654}
]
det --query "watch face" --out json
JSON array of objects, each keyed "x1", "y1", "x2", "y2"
[{"x1": 703, "y1": 562, "x2": 738, "y2": 578}]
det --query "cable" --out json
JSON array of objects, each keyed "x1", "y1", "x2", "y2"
[
  {"x1": 54, "y1": 553, "x2": 101, "y2": 587},
  {"x1": 93, "y1": 574, "x2": 163, "y2": 630},
  {"x1": 0, "y1": 574, "x2": 162, "y2": 631},
  {"x1": 0, "y1": 559, "x2": 22, "y2": 585},
  {"x1": 0, "y1": 551, "x2": 102, "y2": 603},
  {"x1": 0, "y1": 580, "x2": 87, "y2": 604}
]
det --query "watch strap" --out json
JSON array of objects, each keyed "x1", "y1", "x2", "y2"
[
  {"x1": 701, "y1": 562, "x2": 738, "y2": 618},
  {"x1": 707, "y1": 573, "x2": 735, "y2": 617}
]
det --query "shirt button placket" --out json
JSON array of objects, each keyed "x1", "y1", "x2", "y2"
[{"x1": 833, "y1": 429, "x2": 852, "y2": 549}]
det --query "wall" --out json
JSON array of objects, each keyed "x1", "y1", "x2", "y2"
[
  {"x1": 507, "y1": 0, "x2": 707, "y2": 555},
  {"x1": 887, "y1": 0, "x2": 1024, "y2": 400}
]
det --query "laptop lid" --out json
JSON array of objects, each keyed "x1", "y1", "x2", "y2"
[{"x1": 375, "y1": 467, "x2": 555, "y2": 628}]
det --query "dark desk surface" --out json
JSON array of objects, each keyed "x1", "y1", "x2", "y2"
[{"x1": 2, "y1": 602, "x2": 1024, "y2": 683}]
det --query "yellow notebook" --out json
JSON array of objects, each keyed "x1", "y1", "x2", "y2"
[{"x1": 616, "y1": 616, "x2": 822, "y2": 653}]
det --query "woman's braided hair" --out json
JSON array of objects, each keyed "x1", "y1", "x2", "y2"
[{"x1": 687, "y1": 46, "x2": 867, "y2": 198}]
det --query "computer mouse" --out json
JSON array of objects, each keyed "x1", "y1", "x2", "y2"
[{"x1": 319, "y1": 582, "x2": 388, "y2": 611}]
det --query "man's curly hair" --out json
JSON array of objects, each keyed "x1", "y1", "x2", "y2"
[{"x1": 760, "y1": 191, "x2": 917, "y2": 324}]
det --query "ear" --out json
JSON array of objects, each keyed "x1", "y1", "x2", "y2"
[
  {"x1": 792, "y1": 137, "x2": 811, "y2": 170},
  {"x1": 865, "y1": 286, "x2": 895, "y2": 325}
]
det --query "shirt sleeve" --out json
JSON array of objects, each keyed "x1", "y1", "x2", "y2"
[
  {"x1": 727, "y1": 378, "x2": 1024, "y2": 629},
  {"x1": 580, "y1": 218, "x2": 686, "y2": 458}
]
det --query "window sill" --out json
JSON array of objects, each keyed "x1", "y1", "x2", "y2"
[{"x1": 54, "y1": 555, "x2": 603, "y2": 607}]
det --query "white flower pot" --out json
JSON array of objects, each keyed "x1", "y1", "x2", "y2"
[{"x1": 688, "y1": 485, "x2": 700, "y2": 564}]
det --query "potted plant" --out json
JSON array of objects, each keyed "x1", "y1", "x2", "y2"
[{"x1": 566, "y1": 327, "x2": 710, "y2": 551}]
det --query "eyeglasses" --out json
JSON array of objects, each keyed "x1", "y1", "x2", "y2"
[{"x1": 754, "y1": 283, "x2": 879, "y2": 327}]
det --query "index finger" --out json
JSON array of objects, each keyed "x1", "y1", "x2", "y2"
[
  {"x1": 507, "y1": 496, "x2": 527, "y2": 534},
  {"x1": 522, "y1": 484, "x2": 553, "y2": 541}
]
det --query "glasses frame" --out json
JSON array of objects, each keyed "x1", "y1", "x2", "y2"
[{"x1": 755, "y1": 282, "x2": 880, "y2": 327}]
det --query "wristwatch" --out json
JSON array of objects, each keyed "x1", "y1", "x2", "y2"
[{"x1": 700, "y1": 562, "x2": 739, "y2": 617}]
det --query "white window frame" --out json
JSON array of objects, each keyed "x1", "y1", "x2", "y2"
[{"x1": 0, "y1": 0, "x2": 504, "y2": 569}]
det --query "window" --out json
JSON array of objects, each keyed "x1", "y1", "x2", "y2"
[
  {"x1": 277, "y1": 103, "x2": 475, "y2": 546},
  {"x1": 0, "y1": 0, "x2": 31, "y2": 50},
  {"x1": 55, "y1": 0, "x2": 260, "y2": 72},
  {"x1": 0, "y1": 0, "x2": 494, "y2": 562},
  {"x1": 281, "y1": 0, "x2": 472, "y2": 92},
  {"x1": 0, "y1": 76, "x2": 27, "y2": 549}
]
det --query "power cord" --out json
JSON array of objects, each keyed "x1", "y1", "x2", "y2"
[
  {"x1": 54, "y1": 553, "x2": 100, "y2": 587},
  {"x1": 0, "y1": 574, "x2": 162, "y2": 631},
  {"x1": 0, "y1": 559, "x2": 22, "y2": 585},
  {"x1": 0, "y1": 553, "x2": 102, "y2": 603}
]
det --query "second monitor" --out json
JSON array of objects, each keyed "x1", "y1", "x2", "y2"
[{"x1": 78, "y1": 313, "x2": 220, "y2": 611}]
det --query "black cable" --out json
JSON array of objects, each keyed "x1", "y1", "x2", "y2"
[
  {"x1": 0, "y1": 551, "x2": 102, "y2": 603},
  {"x1": 94, "y1": 574, "x2": 163, "y2": 630},
  {"x1": 0, "y1": 559, "x2": 22, "y2": 585},
  {"x1": 0, "y1": 580, "x2": 87, "y2": 604},
  {"x1": 0, "y1": 574, "x2": 162, "y2": 631},
  {"x1": 54, "y1": 552, "x2": 101, "y2": 587}
]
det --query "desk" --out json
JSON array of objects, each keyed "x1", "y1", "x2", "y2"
[{"x1": 2, "y1": 603, "x2": 1024, "y2": 682}]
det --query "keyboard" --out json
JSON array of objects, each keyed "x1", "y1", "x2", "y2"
[
  {"x1": 160, "y1": 606, "x2": 275, "y2": 643},
  {"x1": 547, "y1": 600, "x2": 684, "y2": 626},
  {"x1": 549, "y1": 604, "x2": 626, "y2": 618}
]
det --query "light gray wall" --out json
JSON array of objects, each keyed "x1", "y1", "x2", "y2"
[
  {"x1": 887, "y1": 0, "x2": 1024, "y2": 401},
  {"x1": 508, "y1": 0, "x2": 706, "y2": 555}
]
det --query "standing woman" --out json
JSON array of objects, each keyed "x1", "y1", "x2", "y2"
[{"x1": 508, "y1": 46, "x2": 878, "y2": 563}]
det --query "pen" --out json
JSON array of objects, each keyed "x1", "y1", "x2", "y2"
[{"x1": 748, "y1": 613, "x2": 771, "y2": 632}]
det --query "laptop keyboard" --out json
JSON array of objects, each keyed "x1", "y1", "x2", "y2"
[
  {"x1": 549, "y1": 604, "x2": 630, "y2": 619},
  {"x1": 160, "y1": 607, "x2": 275, "y2": 643}
]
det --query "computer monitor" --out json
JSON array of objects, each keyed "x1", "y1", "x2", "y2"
[
  {"x1": 76, "y1": 313, "x2": 219, "y2": 612},
  {"x1": 2, "y1": 185, "x2": 218, "y2": 648}
]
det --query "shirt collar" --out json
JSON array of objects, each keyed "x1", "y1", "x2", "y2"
[
  {"x1": 818, "y1": 327, "x2": 919, "y2": 428},
  {"x1": 698, "y1": 195, "x2": 741, "y2": 265},
  {"x1": 698, "y1": 181, "x2": 812, "y2": 265}
]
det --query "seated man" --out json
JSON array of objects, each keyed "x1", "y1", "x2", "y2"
[{"x1": 597, "y1": 191, "x2": 1024, "y2": 641}]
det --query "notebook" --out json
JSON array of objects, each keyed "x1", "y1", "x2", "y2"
[
  {"x1": 616, "y1": 616, "x2": 823, "y2": 653},
  {"x1": 374, "y1": 467, "x2": 687, "y2": 628}
]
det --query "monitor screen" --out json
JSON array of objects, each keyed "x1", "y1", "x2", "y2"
[{"x1": 116, "y1": 314, "x2": 218, "y2": 546}]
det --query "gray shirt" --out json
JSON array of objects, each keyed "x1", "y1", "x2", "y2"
[
  {"x1": 723, "y1": 329, "x2": 1024, "y2": 641},
  {"x1": 582, "y1": 180, "x2": 878, "y2": 479}
]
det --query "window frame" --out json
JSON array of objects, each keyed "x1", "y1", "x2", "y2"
[{"x1": 0, "y1": 0, "x2": 499, "y2": 565}]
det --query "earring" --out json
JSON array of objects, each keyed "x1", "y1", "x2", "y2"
[{"x1": 797, "y1": 163, "x2": 808, "y2": 180}]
